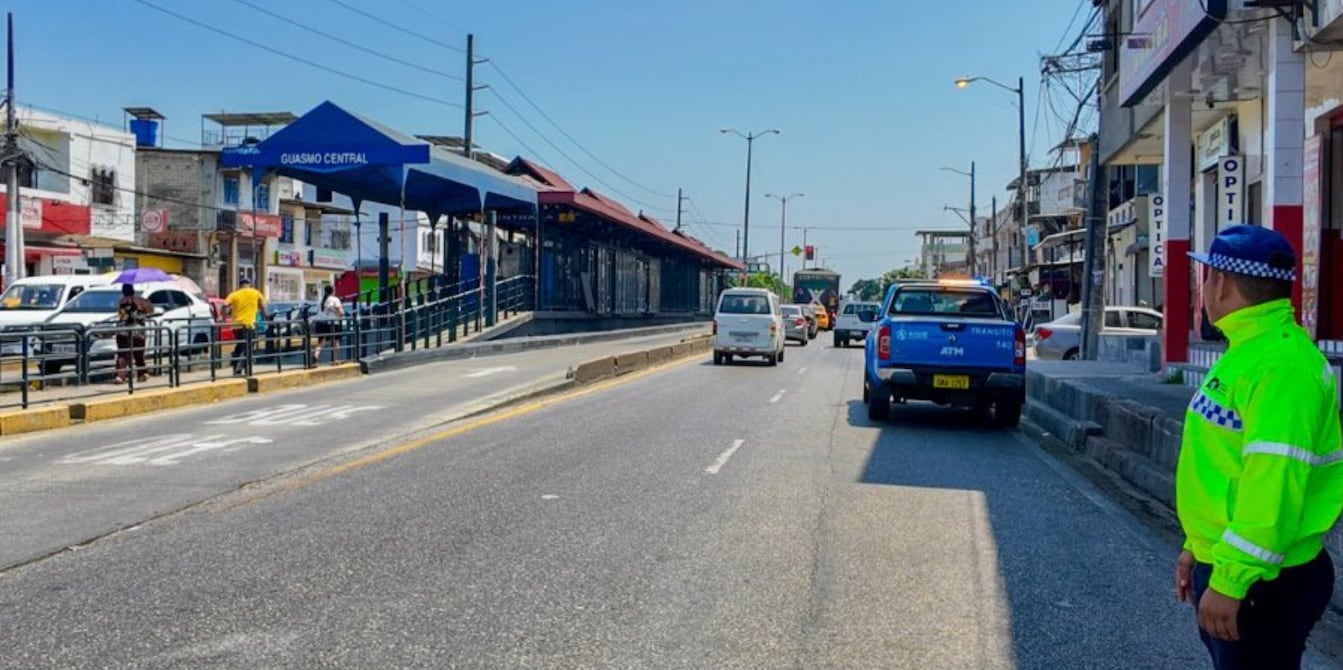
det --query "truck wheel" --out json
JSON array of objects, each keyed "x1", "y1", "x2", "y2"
[
  {"x1": 778, "y1": 348, "x2": 786, "y2": 363},
  {"x1": 768, "y1": 351, "x2": 779, "y2": 367},
  {"x1": 862, "y1": 380, "x2": 870, "y2": 403},
  {"x1": 833, "y1": 333, "x2": 842, "y2": 348},
  {"x1": 867, "y1": 388, "x2": 891, "y2": 422},
  {"x1": 801, "y1": 338, "x2": 808, "y2": 347},
  {"x1": 995, "y1": 399, "x2": 1023, "y2": 427},
  {"x1": 713, "y1": 352, "x2": 723, "y2": 366}
]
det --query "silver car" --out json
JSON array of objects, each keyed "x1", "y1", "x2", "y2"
[
  {"x1": 1033, "y1": 306, "x2": 1163, "y2": 360},
  {"x1": 780, "y1": 304, "x2": 809, "y2": 346}
]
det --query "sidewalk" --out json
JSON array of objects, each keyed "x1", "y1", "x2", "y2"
[
  {"x1": 1024, "y1": 359, "x2": 1343, "y2": 655},
  {"x1": 0, "y1": 311, "x2": 533, "y2": 413}
]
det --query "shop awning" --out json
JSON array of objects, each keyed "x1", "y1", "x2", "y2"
[{"x1": 221, "y1": 101, "x2": 537, "y2": 218}]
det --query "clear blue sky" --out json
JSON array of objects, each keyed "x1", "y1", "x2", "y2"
[{"x1": 13, "y1": 0, "x2": 1093, "y2": 284}]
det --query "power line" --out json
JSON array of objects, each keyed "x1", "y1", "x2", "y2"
[
  {"x1": 130, "y1": 0, "x2": 463, "y2": 109},
  {"x1": 488, "y1": 61, "x2": 673, "y2": 199},
  {"x1": 227, "y1": 0, "x2": 465, "y2": 82},
  {"x1": 485, "y1": 115, "x2": 557, "y2": 174},
  {"x1": 485, "y1": 86, "x2": 672, "y2": 213},
  {"x1": 385, "y1": 0, "x2": 469, "y2": 33},
  {"x1": 323, "y1": 0, "x2": 466, "y2": 53}
]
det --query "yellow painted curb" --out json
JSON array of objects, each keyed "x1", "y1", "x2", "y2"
[
  {"x1": 71, "y1": 379, "x2": 250, "y2": 423},
  {"x1": 247, "y1": 363, "x2": 363, "y2": 394},
  {"x1": 0, "y1": 405, "x2": 72, "y2": 436}
]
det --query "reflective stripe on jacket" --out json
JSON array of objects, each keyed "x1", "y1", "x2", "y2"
[{"x1": 1177, "y1": 299, "x2": 1343, "y2": 599}]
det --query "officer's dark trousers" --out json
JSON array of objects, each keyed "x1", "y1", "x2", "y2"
[{"x1": 1192, "y1": 550, "x2": 1334, "y2": 670}]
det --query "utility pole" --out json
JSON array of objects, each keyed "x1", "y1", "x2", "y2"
[
  {"x1": 3, "y1": 13, "x2": 22, "y2": 288},
  {"x1": 968, "y1": 161, "x2": 977, "y2": 277},
  {"x1": 1080, "y1": 133, "x2": 1106, "y2": 360},
  {"x1": 1017, "y1": 75, "x2": 1028, "y2": 287},
  {"x1": 674, "y1": 188, "x2": 687, "y2": 232},
  {"x1": 990, "y1": 195, "x2": 998, "y2": 282},
  {"x1": 462, "y1": 34, "x2": 489, "y2": 159}
]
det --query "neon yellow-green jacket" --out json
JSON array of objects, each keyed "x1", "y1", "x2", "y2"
[{"x1": 1178, "y1": 299, "x2": 1343, "y2": 599}]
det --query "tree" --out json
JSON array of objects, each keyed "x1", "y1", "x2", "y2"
[
  {"x1": 731, "y1": 272, "x2": 790, "y2": 297},
  {"x1": 849, "y1": 265, "x2": 926, "y2": 301}
]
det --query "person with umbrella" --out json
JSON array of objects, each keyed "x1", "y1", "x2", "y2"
[
  {"x1": 225, "y1": 278, "x2": 267, "y2": 376},
  {"x1": 113, "y1": 283, "x2": 153, "y2": 384}
]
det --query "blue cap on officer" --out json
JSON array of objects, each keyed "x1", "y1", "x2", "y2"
[{"x1": 1187, "y1": 224, "x2": 1297, "y2": 282}]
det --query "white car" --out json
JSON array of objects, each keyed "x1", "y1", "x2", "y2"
[
  {"x1": 41, "y1": 281, "x2": 216, "y2": 374},
  {"x1": 0, "y1": 274, "x2": 112, "y2": 355},
  {"x1": 833, "y1": 300, "x2": 881, "y2": 348},
  {"x1": 712, "y1": 287, "x2": 786, "y2": 366}
]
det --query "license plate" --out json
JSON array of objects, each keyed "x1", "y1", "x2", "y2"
[
  {"x1": 933, "y1": 374, "x2": 970, "y2": 390},
  {"x1": 52, "y1": 344, "x2": 76, "y2": 354},
  {"x1": 730, "y1": 331, "x2": 755, "y2": 341}
]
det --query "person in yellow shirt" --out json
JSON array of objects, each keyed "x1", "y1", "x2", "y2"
[{"x1": 225, "y1": 278, "x2": 267, "y2": 375}]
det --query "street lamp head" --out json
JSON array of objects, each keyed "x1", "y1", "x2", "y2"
[
  {"x1": 719, "y1": 127, "x2": 733, "y2": 134},
  {"x1": 955, "y1": 77, "x2": 974, "y2": 89},
  {"x1": 767, "y1": 129, "x2": 781, "y2": 135}
]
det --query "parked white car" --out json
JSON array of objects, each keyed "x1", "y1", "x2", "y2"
[
  {"x1": 1033, "y1": 306, "x2": 1163, "y2": 360},
  {"x1": 712, "y1": 287, "x2": 786, "y2": 366},
  {"x1": 832, "y1": 300, "x2": 881, "y2": 348},
  {"x1": 0, "y1": 274, "x2": 112, "y2": 355},
  {"x1": 41, "y1": 281, "x2": 216, "y2": 374}
]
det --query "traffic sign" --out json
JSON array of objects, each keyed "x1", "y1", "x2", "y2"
[{"x1": 791, "y1": 245, "x2": 803, "y2": 257}]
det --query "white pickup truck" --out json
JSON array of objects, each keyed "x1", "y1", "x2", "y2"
[{"x1": 832, "y1": 300, "x2": 881, "y2": 348}]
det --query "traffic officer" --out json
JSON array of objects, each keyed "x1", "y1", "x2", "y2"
[{"x1": 1176, "y1": 224, "x2": 1343, "y2": 669}]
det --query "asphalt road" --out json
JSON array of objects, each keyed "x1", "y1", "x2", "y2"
[
  {"x1": 0, "y1": 330, "x2": 701, "y2": 570},
  {"x1": 0, "y1": 337, "x2": 1337, "y2": 669}
]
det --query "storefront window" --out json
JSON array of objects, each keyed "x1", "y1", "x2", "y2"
[{"x1": 269, "y1": 272, "x2": 301, "y2": 302}]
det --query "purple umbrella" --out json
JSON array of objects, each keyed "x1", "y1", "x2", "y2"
[{"x1": 113, "y1": 267, "x2": 171, "y2": 285}]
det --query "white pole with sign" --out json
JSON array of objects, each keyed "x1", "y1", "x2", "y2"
[
  {"x1": 1148, "y1": 193, "x2": 1165, "y2": 278},
  {"x1": 1219, "y1": 155, "x2": 1244, "y2": 228}
]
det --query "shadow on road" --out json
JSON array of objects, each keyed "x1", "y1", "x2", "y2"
[{"x1": 841, "y1": 399, "x2": 1200, "y2": 669}]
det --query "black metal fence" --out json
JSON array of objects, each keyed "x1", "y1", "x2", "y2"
[{"x1": 0, "y1": 274, "x2": 535, "y2": 410}]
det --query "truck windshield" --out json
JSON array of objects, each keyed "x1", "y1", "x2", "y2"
[{"x1": 889, "y1": 288, "x2": 1002, "y2": 319}]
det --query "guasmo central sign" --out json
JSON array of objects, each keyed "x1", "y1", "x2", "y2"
[{"x1": 279, "y1": 152, "x2": 369, "y2": 167}]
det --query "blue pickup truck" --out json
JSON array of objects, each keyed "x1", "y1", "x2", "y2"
[{"x1": 862, "y1": 279, "x2": 1026, "y2": 426}]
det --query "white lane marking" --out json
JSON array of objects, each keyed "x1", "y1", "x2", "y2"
[
  {"x1": 797, "y1": 367, "x2": 808, "y2": 375},
  {"x1": 706, "y1": 439, "x2": 746, "y2": 475},
  {"x1": 769, "y1": 389, "x2": 787, "y2": 404},
  {"x1": 541, "y1": 494, "x2": 560, "y2": 500},
  {"x1": 204, "y1": 404, "x2": 382, "y2": 427},
  {"x1": 465, "y1": 366, "x2": 519, "y2": 378},
  {"x1": 57, "y1": 434, "x2": 274, "y2": 466}
]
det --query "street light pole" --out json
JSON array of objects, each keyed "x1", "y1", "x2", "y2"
[
  {"x1": 721, "y1": 128, "x2": 780, "y2": 277},
  {"x1": 767, "y1": 192, "x2": 803, "y2": 283},
  {"x1": 955, "y1": 75, "x2": 1028, "y2": 288}
]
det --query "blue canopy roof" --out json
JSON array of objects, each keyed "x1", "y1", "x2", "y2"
[{"x1": 221, "y1": 101, "x2": 536, "y2": 218}]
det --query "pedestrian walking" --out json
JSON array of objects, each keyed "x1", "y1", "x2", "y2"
[
  {"x1": 1175, "y1": 224, "x2": 1343, "y2": 669},
  {"x1": 224, "y1": 278, "x2": 267, "y2": 376},
  {"x1": 311, "y1": 285, "x2": 344, "y2": 366},
  {"x1": 113, "y1": 283, "x2": 152, "y2": 384}
]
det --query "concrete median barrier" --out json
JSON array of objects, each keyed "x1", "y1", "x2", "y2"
[
  {"x1": 71, "y1": 379, "x2": 250, "y2": 423},
  {"x1": 570, "y1": 356, "x2": 617, "y2": 384},
  {"x1": 569, "y1": 335, "x2": 715, "y2": 387},
  {"x1": 615, "y1": 351, "x2": 649, "y2": 374},
  {"x1": 248, "y1": 363, "x2": 362, "y2": 394},
  {"x1": 0, "y1": 405, "x2": 72, "y2": 436}
]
